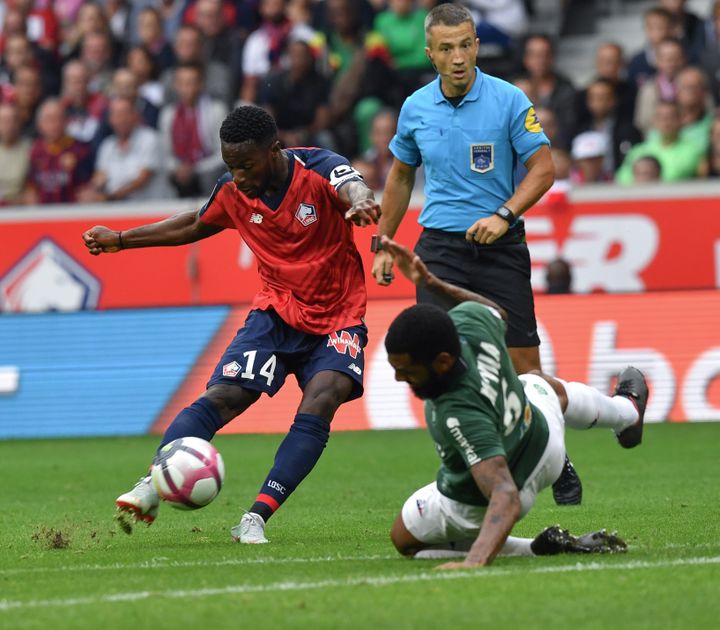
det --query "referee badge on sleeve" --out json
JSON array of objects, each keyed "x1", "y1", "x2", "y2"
[{"x1": 470, "y1": 143, "x2": 494, "y2": 173}]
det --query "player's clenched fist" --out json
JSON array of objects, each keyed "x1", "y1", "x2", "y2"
[{"x1": 82, "y1": 226, "x2": 122, "y2": 255}]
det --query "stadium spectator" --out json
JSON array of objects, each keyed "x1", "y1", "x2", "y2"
[
  {"x1": 127, "y1": 0, "x2": 190, "y2": 46},
  {"x1": 699, "y1": 2, "x2": 720, "y2": 102},
  {"x1": 575, "y1": 42, "x2": 637, "y2": 127},
  {"x1": 15, "y1": 0, "x2": 61, "y2": 54},
  {"x1": 61, "y1": 2, "x2": 121, "y2": 65},
  {"x1": 627, "y1": 7, "x2": 675, "y2": 89},
  {"x1": 126, "y1": 45, "x2": 164, "y2": 108},
  {"x1": 82, "y1": 105, "x2": 381, "y2": 544},
  {"x1": 161, "y1": 24, "x2": 232, "y2": 106},
  {"x1": 259, "y1": 39, "x2": 333, "y2": 149},
  {"x1": 239, "y1": 0, "x2": 296, "y2": 104},
  {"x1": 1, "y1": 32, "x2": 59, "y2": 97},
  {"x1": 659, "y1": 0, "x2": 705, "y2": 61},
  {"x1": 631, "y1": 155, "x2": 663, "y2": 183},
  {"x1": 159, "y1": 62, "x2": 228, "y2": 197},
  {"x1": 381, "y1": 236, "x2": 643, "y2": 566},
  {"x1": 634, "y1": 37, "x2": 686, "y2": 135},
  {"x1": 61, "y1": 59, "x2": 110, "y2": 151},
  {"x1": 675, "y1": 66, "x2": 715, "y2": 153},
  {"x1": 545, "y1": 257, "x2": 573, "y2": 294},
  {"x1": 110, "y1": 67, "x2": 159, "y2": 129},
  {"x1": 324, "y1": 0, "x2": 397, "y2": 156},
  {"x1": 80, "y1": 30, "x2": 115, "y2": 96},
  {"x1": 697, "y1": 112, "x2": 720, "y2": 177},
  {"x1": 520, "y1": 34, "x2": 577, "y2": 142},
  {"x1": 616, "y1": 100, "x2": 703, "y2": 184},
  {"x1": 575, "y1": 78, "x2": 641, "y2": 173},
  {"x1": 373, "y1": 0, "x2": 434, "y2": 99},
  {"x1": 13, "y1": 64, "x2": 43, "y2": 137},
  {"x1": 352, "y1": 107, "x2": 398, "y2": 190},
  {"x1": 570, "y1": 130, "x2": 612, "y2": 184},
  {"x1": 193, "y1": 0, "x2": 244, "y2": 76},
  {"x1": 79, "y1": 96, "x2": 170, "y2": 201},
  {"x1": 104, "y1": 0, "x2": 131, "y2": 44},
  {"x1": 464, "y1": 0, "x2": 528, "y2": 52},
  {"x1": 0, "y1": 102, "x2": 31, "y2": 206},
  {"x1": 136, "y1": 7, "x2": 175, "y2": 72},
  {"x1": 25, "y1": 99, "x2": 91, "y2": 204}
]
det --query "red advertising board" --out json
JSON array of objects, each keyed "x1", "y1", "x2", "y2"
[{"x1": 0, "y1": 185, "x2": 718, "y2": 311}]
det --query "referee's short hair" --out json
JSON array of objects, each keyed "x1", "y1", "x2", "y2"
[
  {"x1": 385, "y1": 304, "x2": 461, "y2": 363},
  {"x1": 424, "y1": 3, "x2": 474, "y2": 37},
  {"x1": 219, "y1": 105, "x2": 277, "y2": 147}
]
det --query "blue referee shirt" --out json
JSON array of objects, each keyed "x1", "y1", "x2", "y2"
[{"x1": 389, "y1": 68, "x2": 550, "y2": 233}]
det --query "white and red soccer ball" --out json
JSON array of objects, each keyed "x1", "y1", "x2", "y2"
[{"x1": 151, "y1": 437, "x2": 225, "y2": 510}]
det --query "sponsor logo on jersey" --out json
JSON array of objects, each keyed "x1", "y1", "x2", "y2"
[
  {"x1": 446, "y1": 417, "x2": 480, "y2": 465},
  {"x1": 470, "y1": 143, "x2": 494, "y2": 173},
  {"x1": 249, "y1": 212, "x2": 263, "y2": 224},
  {"x1": 0, "y1": 238, "x2": 100, "y2": 313},
  {"x1": 347, "y1": 363, "x2": 362, "y2": 375},
  {"x1": 222, "y1": 361, "x2": 241, "y2": 377},
  {"x1": 327, "y1": 330, "x2": 361, "y2": 358},
  {"x1": 524, "y1": 107, "x2": 543, "y2": 133},
  {"x1": 295, "y1": 202, "x2": 317, "y2": 227}
]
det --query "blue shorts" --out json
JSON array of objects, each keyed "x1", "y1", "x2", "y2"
[{"x1": 207, "y1": 309, "x2": 368, "y2": 401}]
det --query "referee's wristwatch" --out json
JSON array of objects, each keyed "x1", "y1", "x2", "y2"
[{"x1": 494, "y1": 205, "x2": 515, "y2": 224}]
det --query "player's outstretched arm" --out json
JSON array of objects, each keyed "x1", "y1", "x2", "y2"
[
  {"x1": 437, "y1": 456, "x2": 521, "y2": 570},
  {"x1": 82, "y1": 210, "x2": 224, "y2": 255},
  {"x1": 381, "y1": 236, "x2": 508, "y2": 320},
  {"x1": 372, "y1": 158, "x2": 416, "y2": 286},
  {"x1": 341, "y1": 179, "x2": 381, "y2": 227}
]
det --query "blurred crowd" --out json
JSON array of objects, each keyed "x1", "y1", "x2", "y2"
[{"x1": 0, "y1": 0, "x2": 719, "y2": 206}]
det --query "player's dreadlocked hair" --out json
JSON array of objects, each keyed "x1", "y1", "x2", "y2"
[
  {"x1": 385, "y1": 304, "x2": 461, "y2": 363},
  {"x1": 219, "y1": 105, "x2": 277, "y2": 146}
]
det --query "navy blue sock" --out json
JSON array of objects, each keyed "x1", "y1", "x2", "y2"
[
  {"x1": 250, "y1": 413, "x2": 330, "y2": 522},
  {"x1": 160, "y1": 397, "x2": 225, "y2": 448}
]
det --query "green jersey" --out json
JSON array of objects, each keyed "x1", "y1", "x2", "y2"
[{"x1": 425, "y1": 302, "x2": 549, "y2": 505}]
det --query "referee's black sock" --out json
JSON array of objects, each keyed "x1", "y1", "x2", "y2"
[{"x1": 250, "y1": 413, "x2": 330, "y2": 522}]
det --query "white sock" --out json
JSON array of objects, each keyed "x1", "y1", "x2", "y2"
[
  {"x1": 561, "y1": 380, "x2": 638, "y2": 432},
  {"x1": 413, "y1": 536, "x2": 534, "y2": 559},
  {"x1": 500, "y1": 536, "x2": 534, "y2": 557}
]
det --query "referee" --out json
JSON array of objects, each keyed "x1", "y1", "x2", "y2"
[{"x1": 372, "y1": 3, "x2": 582, "y2": 505}]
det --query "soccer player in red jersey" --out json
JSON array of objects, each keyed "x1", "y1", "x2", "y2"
[{"x1": 82, "y1": 106, "x2": 380, "y2": 542}]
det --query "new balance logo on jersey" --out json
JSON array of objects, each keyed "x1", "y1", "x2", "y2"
[
  {"x1": 347, "y1": 363, "x2": 362, "y2": 375},
  {"x1": 327, "y1": 330, "x2": 361, "y2": 358},
  {"x1": 249, "y1": 213, "x2": 263, "y2": 224},
  {"x1": 295, "y1": 203, "x2": 317, "y2": 227}
]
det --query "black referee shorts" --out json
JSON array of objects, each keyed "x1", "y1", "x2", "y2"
[{"x1": 414, "y1": 226, "x2": 540, "y2": 348}]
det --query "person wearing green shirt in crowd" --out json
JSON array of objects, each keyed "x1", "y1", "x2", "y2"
[
  {"x1": 380, "y1": 236, "x2": 647, "y2": 569},
  {"x1": 616, "y1": 100, "x2": 704, "y2": 184}
]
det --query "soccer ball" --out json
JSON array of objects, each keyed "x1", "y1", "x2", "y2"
[{"x1": 151, "y1": 437, "x2": 225, "y2": 510}]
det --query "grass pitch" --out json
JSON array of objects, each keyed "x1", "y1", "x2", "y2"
[{"x1": 1, "y1": 423, "x2": 719, "y2": 629}]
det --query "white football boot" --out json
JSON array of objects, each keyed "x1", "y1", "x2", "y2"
[
  {"x1": 115, "y1": 475, "x2": 160, "y2": 530},
  {"x1": 231, "y1": 512, "x2": 269, "y2": 544}
]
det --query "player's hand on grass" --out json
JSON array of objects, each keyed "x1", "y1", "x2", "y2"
[
  {"x1": 435, "y1": 561, "x2": 485, "y2": 571},
  {"x1": 466, "y1": 215, "x2": 509, "y2": 245},
  {"x1": 345, "y1": 199, "x2": 381, "y2": 227},
  {"x1": 82, "y1": 225, "x2": 123, "y2": 255},
  {"x1": 380, "y1": 236, "x2": 431, "y2": 287}
]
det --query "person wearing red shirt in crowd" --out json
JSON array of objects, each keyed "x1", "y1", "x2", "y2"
[
  {"x1": 26, "y1": 99, "x2": 91, "y2": 204},
  {"x1": 82, "y1": 105, "x2": 380, "y2": 543}
]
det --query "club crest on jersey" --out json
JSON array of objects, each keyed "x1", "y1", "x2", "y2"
[
  {"x1": 327, "y1": 330, "x2": 361, "y2": 358},
  {"x1": 470, "y1": 143, "x2": 494, "y2": 173},
  {"x1": 295, "y1": 202, "x2": 317, "y2": 227},
  {"x1": 222, "y1": 361, "x2": 241, "y2": 377},
  {"x1": 249, "y1": 212, "x2": 263, "y2": 224}
]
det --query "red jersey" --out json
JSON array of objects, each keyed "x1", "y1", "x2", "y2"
[
  {"x1": 29, "y1": 136, "x2": 91, "y2": 204},
  {"x1": 199, "y1": 148, "x2": 367, "y2": 335}
]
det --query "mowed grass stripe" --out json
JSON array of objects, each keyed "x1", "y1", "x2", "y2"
[
  {"x1": 2, "y1": 555, "x2": 719, "y2": 612},
  {"x1": 0, "y1": 553, "x2": 398, "y2": 576}
]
